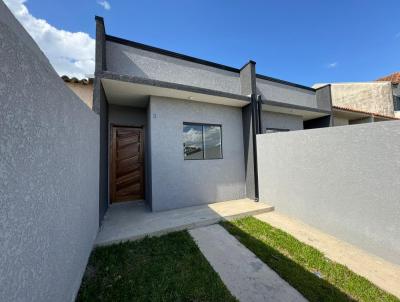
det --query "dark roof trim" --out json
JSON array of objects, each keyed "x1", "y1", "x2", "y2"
[
  {"x1": 105, "y1": 34, "x2": 240, "y2": 73},
  {"x1": 262, "y1": 99, "x2": 331, "y2": 114},
  {"x1": 256, "y1": 74, "x2": 316, "y2": 92},
  {"x1": 105, "y1": 33, "x2": 314, "y2": 92},
  {"x1": 98, "y1": 71, "x2": 251, "y2": 103}
]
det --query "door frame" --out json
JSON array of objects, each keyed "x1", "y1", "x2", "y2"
[{"x1": 109, "y1": 124, "x2": 145, "y2": 204}]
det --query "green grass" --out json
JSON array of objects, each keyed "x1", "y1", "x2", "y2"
[
  {"x1": 77, "y1": 231, "x2": 237, "y2": 302},
  {"x1": 221, "y1": 217, "x2": 399, "y2": 302}
]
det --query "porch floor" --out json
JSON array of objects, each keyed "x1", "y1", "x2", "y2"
[{"x1": 95, "y1": 198, "x2": 274, "y2": 246}]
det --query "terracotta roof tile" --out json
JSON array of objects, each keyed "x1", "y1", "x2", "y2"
[
  {"x1": 333, "y1": 105, "x2": 399, "y2": 120},
  {"x1": 61, "y1": 75, "x2": 93, "y2": 85},
  {"x1": 375, "y1": 72, "x2": 400, "y2": 84}
]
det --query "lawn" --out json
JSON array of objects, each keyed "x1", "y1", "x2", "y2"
[
  {"x1": 221, "y1": 217, "x2": 399, "y2": 302},
  {"x1": 77, "y1": 231, "x2": 237, "y2": 302}
]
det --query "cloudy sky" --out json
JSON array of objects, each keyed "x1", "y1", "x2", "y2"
[
  {"x1": 4, "y1": 0, "x2": 97, "y2": 79},
  {"x1": 4, "y1": 0, "x2": 399, "y2": 84}
]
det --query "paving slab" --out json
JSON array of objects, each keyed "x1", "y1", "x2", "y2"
[
  {"x1": 255, "y1": 211, "x2": 400, "y2": 299},
  {"x1": 189, "y1": 224, "x2": 307, "y2": 302},
  {"x1": 95, "y1": 199, "x2": 273, "y2": 246}
]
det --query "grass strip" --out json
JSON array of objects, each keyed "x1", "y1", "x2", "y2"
[
  {"x1": 77, "y1": 231, "x2": 237, "y2": 302},
  {"x1": 221, "y1": 216, "x2": 399, "y2": 302}
]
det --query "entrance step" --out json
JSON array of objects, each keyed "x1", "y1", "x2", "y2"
[{"x1": 95, "y1": 198, "x2": 274, "y2": 246}]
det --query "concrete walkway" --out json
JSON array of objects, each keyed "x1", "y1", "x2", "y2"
[
  {"x1": 95, "y1": 199, "x2": 273, "y2": 246},
  {"x1": 189, "y1": 224, "x2": 307, "y2": 302},
  {"x1": 255, "y1": 212, "x2": 400, "y2": 299}
]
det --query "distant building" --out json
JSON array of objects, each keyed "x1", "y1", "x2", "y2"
[
  {"x1": 62, "y1": 76, "x2": 94, "y2": 109},
  {"x1": 314, "y1": 73, "x2": 400, "y2": 125}
]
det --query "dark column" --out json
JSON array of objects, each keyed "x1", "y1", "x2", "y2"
[
  {"x1": 240, "y1": 61, "x2": 259, "y2": 201},
  {"x1": 93, "y1": 16, "x2": 109, "y2": 225}
]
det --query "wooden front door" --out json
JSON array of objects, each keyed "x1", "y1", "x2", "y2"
[{"x1": 110, "y1": 126, "x2": 144, "y2": 203}]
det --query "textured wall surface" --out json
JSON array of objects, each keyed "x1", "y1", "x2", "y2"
[
  {"x1": 256, "y1": 78, "x2": 318, "y2": 109},
  {"x1": 106, "y1": 41, "x2": 241, "y2": 95},
  {"x1": 257, "y1": 121, "x2": 400, "y2": 264},
  {"x1": 261, "y1": 111, "x2": 304, "y2": 132},
  {"x1": 0, "y1": 2, "x2": 99, "y2": 302},
  {"x1": 149, "y1": 96, "x2": 246, "y2": 211},
  {"x1": 65, "y1": 82, "x2": 94, "y2": 109},
  {"x1": 330, "y1": 82, "x2": 395, "y2": 117}
]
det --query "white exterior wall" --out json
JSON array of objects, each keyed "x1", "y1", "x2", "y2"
[
  {"x1": 106, "y1": 41, "x2": 241, "y2": 94},
  {"x1": 149, "y1": 96, "x2": 246, "y2": 211},
  {"x1": 330, "y1": 82, "x2": 395, "y2": 117}
]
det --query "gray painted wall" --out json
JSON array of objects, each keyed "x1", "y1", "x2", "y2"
[
  {"x1": 0, "y1": 2, "x2": 100, "y2": 301},
  {"x1": 149, "y1": 96, "x2": 246, "y2": 211},
  {"x1": 108, "y1": 104, "x2": 147, "y2": 126},
  {"x1": 256, "y1": 78, "x2": 318, "y2": 109},
  {"x1": 257, "y1": 121, "x2": 400, "y2": 264},
  {"x1": 261, "y1": 111, "x2": 304, "y2": 132},
  {"x1": 106, "y1": 41, "x2": 241, "y2": 95}
]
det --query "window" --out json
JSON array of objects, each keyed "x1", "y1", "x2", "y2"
[
  {"x1": 394, "y1": 96, "x2": 400, "y2": 111},
  {"x1": 265, "y1": 128, "x2": 290, "y2": 134},
  {"x1": 183, "y1": 123, "x2": 222, "y2": 160}
]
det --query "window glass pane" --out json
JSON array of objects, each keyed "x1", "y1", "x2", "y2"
[
  {"x1": 183, "y1": 124, "x2": 203, "y2": 159},
  {"x1": 204, "y1": 125, "x2": 222, "y2": 159}
]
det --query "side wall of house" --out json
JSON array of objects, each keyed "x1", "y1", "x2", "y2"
[
  {"x1": 261, "y1": 111, "x2": 304, "y2": 132},
  {"x1": 256, "y1": 78, "x2": 319, "y2": 109},
  {"x1": 330, "y1": 83, "x2": 395, "y2": 117},
  {"x1": 149, "y1": 96, "x2": 246, "y2": 211},
  {"x1": 257, "y1": 121, "x2": 400, "y2": 264},
  {"x1": 0, "y1": 2, "x2": 99, "y2": 302}
]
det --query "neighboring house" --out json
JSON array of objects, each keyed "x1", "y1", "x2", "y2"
[
  {"x1": 314, "y1": 74, "x2": 400, "y2": 125},
  {"x1": 93, "y1": 16, "x2": 332, "y2": 222},
  {"x1": 332, "y1": 105, "x2": 398, "y2": 126},
  {"x1": 376, "y1": 72, "x2": 400, "y2": 118},
  {"x1": 62, "y1": 75, "x2": 94, "y2": 108}
]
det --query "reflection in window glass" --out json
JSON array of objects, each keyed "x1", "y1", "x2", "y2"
[
  {"x1": 204, "y1": 125, "x2": 222, "y2": 159},
  {"x1": 183, "y1": 123, "x2": 222, "y2": 160},
  {"x1": 183, "y1": 124, "x2": 203, "y2": 159}
]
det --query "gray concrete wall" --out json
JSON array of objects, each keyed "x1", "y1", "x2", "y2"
[
  {"x1": 261, "y1": 111, "x2": 304, "y2": 132},
  {"x1": 257, "y1": 121, "x2": 400, "y2": 264},
  {"x1": 149, "y1": 96, "x2": 246, "y2": 211},
  {"x1": 106, "y1": 41, "x2": 241, "y2": 94},
  {"x1": 256, "y1": 78, "x2": 318, "y2": 109},
  {"x1": 0, "y1": 2, "x2": 100, "y2": 301}
]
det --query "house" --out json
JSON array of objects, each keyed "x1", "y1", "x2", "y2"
[
  {"x1": 314, "y1": 76, "x2": 400, "y2": 125},
  {"x1": 376, "y1": 72, "x2": 400, "y2": 117},
  {"x1": 61, "y1": 75, "x2": 94, "y2": 108},
  {"x1": 93, "y1": 16, "x2": 332, "y2": 222},
  {"x1": 332, "y1": 105, "x2": 398, "y2": 126}
]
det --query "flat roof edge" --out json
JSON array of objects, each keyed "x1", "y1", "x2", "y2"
[
  {"x1": 256, "y1": 74, "x2": 316, "y2": 92},
  {"x1": 262, "y1": 99, "x2": 331, "y2": 114},
  {"x1": 105, "y1": 34, "x2": 240, "y2": 73},
  {"x1": 98, "y1": 71, "x2": 251, "y2": 103}
]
